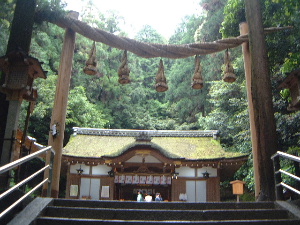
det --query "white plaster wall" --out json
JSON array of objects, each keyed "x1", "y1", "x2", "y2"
[
  {"x1": 186, "y1": 180, "x2": 206, "y2": 202},
  {"x1": 80, "y1": 178, "x2": 100, "y2": 200},
  {"x1": 90, "y1": 178, "x2": 100, "y2": 199},
  {"x1": 92, "y1": 164, "x2": 111, "y2": 175},
  {"x1": 70, "y1": 164, "x2": 90, "y2": 175},
  {"x1": 80, "y1": 177, "x2": 90, "y2": 198},
  {"x1": 126, "y1": 155, "x2": 161, "y2": 163},
  {"x1": 176, "y1": 166, "x2": 195, "y2": 177},
  {"x1": 197, "y1": 167, "x2": 217, "y2": 177}
]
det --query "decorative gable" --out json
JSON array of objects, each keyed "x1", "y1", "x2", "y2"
[{"x1": 126, "y1": 155, "x2": 162, "y2": 163}]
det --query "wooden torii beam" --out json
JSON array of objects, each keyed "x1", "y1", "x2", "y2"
[{"x1": 35, "y1": 8, "x2": 290, "y2": 59}]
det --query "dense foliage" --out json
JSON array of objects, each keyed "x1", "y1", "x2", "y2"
[{"x1": 1, "y1": 0, "x2": 299, "y2": 196}]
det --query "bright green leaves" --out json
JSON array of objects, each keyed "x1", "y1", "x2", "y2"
[
  {"x1": 220, "y1": 0, "x2": 245, "y2": 38},
  {"x1": 67, "y1": 86, "x2": 108, "y2": 128}
]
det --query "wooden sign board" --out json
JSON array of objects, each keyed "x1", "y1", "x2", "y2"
[{"x1": 230, "y1": 180, "x2": 246, "y2": 195}]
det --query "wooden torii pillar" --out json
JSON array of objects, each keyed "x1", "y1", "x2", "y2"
[
  {"x1": 241, "y1": 0, "x2": 277, "y2": 201},
  {"x1": 42, "y1": 11, "x2": 79, "y2": 198},
  {"x1": 239, "y1": 22, "x2": 260, "y2": 199}
]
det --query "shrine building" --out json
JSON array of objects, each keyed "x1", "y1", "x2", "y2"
[{"x1": 61, "y1": 127, "x2": 248, "y2": 202}]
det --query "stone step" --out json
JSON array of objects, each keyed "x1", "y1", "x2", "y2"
[
  {"x1": 8, "y1": 198, "x2": 300, "y2": 225},
  {"x1": 44, "y1": 206, "x2": 289, "y2": 221},
  {"x1": 35, "y1": 217, "x2": 300, "y2": 225},
  {"x1": 52, "y1": 199, "x2": 276, "y2": 210}
]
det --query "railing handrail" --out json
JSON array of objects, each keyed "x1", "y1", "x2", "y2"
[
  {"x1": 278, "y1": 182, "x2": 300, "y2": 196},
  {"x1": 0, "y1": 146, "x2": 54, "y2": 220},
  {"x1": 0, "y1": 165, "x2": 50, "y2": 201},
  {"x1": 0, "y1": 146, "x2": 53, "y2": 174},
  {"x1": 0, "y1": 179, "x2": 49, "y2": 219},
  {"x1": 271, "y1": 151, "x2": 300, "y2": 163},
  {"x1": 272, "y1": 151, "x2": 300, "y2": 200}
]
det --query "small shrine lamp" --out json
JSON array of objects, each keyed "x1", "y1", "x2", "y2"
[
  {"x1": 118, "y1": 50, "x2": 131, "y2": 84},
  {"x1": 223, "y1": 49, "x2": 236, "y2": 83},
  {"x1": 172, "y1": 172, "x2": 179, "y2": 179},
  {"x1": 155, "y1": 59, "x2": 168, "y2": 92},
  {"x1": 76, "y1": 165, "x2": 84, "y2": 175},
  {"x1": 83, "y1": 41, "x2": 98, "y2": 75},
  {"x1": 108, "y1": 169, "x2": 115, "y2": 177},
  {"x1": 0, "y1": 49, "x2": 47, "y2": 101},
  {"x1": 202, "y1": 170, "x2": 210, "y2": 179},
  {"x1": 191, "y1": 55, "x2": 204, "y2": 89},
  {"x1": 278, "y1": 68, "x2": 300, "y2": 111}
]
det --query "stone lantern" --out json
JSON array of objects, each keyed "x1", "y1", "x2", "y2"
[{"x1": 279, "y1": 68, "x2": 300, "y2": 111}]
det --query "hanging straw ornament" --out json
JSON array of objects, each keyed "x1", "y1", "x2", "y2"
[
  {"x1": 191, "y1": 55, "x2": 204, "y2": 89},
  {"x1": 223, "y1": 49, "x2": 236, "y2": 83},
  {"x1": 83, "y1": 41, "x2": 98, "y2": 75},
  {"x1": 118, "y1": 50, "x2": 131, "y2": 84},
  {"x1": 155, "y1": 59, "x2": 168, "y2": 92}
]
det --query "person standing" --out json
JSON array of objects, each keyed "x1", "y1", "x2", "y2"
[
  {"x1": 145, "y1": 194, "x2": 152, "y2": 202},
  {"x1": 137, "y1": 191, "x2": 144, "y2": 202},
  {"x1": 155, "y1": 193, "x2": 162, "y2": 201}
]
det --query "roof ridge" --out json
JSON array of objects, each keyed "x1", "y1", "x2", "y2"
[{"x1": 73, "y1": 127, "x2": 219, "y2": 138}]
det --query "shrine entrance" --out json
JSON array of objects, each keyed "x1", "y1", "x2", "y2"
[{"x1": 115, "y1": 183, "x2": 171, "y2": 201}]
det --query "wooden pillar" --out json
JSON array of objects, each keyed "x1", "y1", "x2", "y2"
[
  {"x1": 239, "y1": 22, "x2": 260, "y2": 199},
  {"x1": 42, "y1": 11, "x2": 78, "y2": 198},
  {"x1": 245, "y1": 0, "x2": 277, "y2": 201},
  {"x1": 273, "y1": 155, "x2": 284, "y2": 200},
  {"x1": 65, "y1": 163, "x2": 71, "y2": 198}
]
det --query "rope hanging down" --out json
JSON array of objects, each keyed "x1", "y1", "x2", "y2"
[{"x1": 35, "y1": 10, "x2": 292, "y2": 59}]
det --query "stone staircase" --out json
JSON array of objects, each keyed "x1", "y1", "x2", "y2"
[{"x1": 8, "y1": 198, "x2": 300, "y2": 225}]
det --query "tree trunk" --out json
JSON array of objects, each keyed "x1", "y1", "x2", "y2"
[{"x1": 0, "y1": 0, "x2": 36, "y2": 189}]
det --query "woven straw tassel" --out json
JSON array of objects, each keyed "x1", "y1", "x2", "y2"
[
  {"x1": 83, "y1": 41, "x2": 98, "y2": 75},
  {"x1": 192, "y1": 55, "x2": 204, "y2": 89},
  {"x1": 223, "y1": 49, "x2": 236, "y2": 83},
  {"x1": 118, "y1": 50, "x2": 131, "y2": 84},
  {"x1": 155, "y1": 59, "x2": 168, "y2": 92}
]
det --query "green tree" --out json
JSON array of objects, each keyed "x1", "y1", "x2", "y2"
[
  {"x1": 219, "y1": 0, "x2": 300, "y2": 192},
  {"x1": 66, "y1": 86, "x2": 108, "y2": 129},
  {"x1": 135, "y1": 25, "x2": 167, "y2": 44},
  {"x1": 165, "y1": 15, "x2": 207, "y2": 129},
  {"x1": 0, "y1": 0, "x2": 15, "y2": 55},
  {"x1": 23, "y1": 75, "x2": 108, "y2": 145}
]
